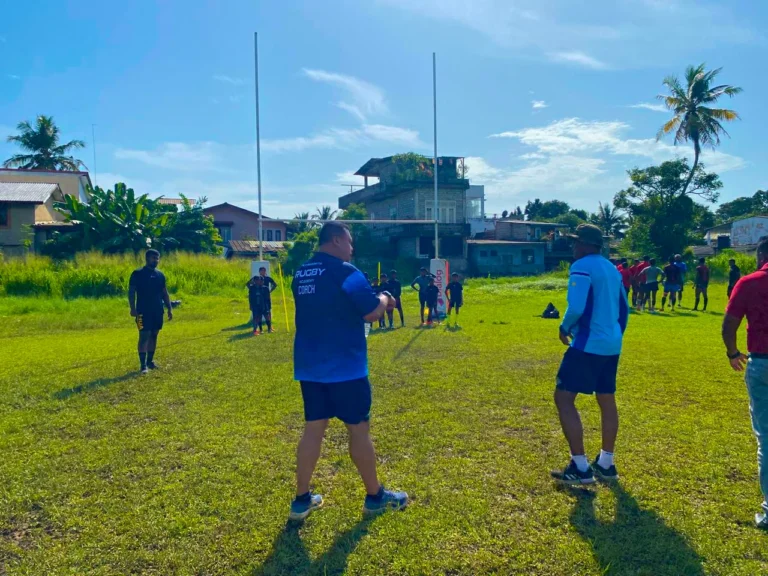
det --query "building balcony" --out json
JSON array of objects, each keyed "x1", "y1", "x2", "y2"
[{"x1": 370, "y1": 222, "x2": 469, "y2": 238}]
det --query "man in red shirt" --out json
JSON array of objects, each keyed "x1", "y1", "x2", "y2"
[
  {"x1": 628, "y1": 258, "x2": 641, "y2": 307},
  {"x1": 617, "y1": 258, "x2": 631, "y2": 297},
  {"x1": 634, "y1": 256, "x2": 651, "y2": 311},
  {"x1": 722, "y1": 236, "x2": 768, "y2": 529},
  {"x1": 693, "y1": 257, "x2": 710, "y2": 312}
]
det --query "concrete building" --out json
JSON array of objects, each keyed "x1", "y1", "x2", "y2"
[
  {"x1": 0, "y1": 182, "x2": 73, "y2": 255},
  {"x1": 0, "y1": 169, "x2": 91, "y2": 203},
  {"x1": 467, "y1": 240, "x2": 547, "y2": 276},
  {"x1": 338, "y1": 155, "x2": 471, "y2": 270},
  {"x1": 203, "y1": 202, "x2": 287, "y2": 255},
  {"x1": 699, "y1": 215, "x2": 768, "y2": 256}
]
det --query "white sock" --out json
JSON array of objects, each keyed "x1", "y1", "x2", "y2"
[
  {"x1": 571, "y1": 454, "x2": 589, "y2": 472},
  {"x1": 597, "y1": 450, "x2": 614, "y2": 468}
]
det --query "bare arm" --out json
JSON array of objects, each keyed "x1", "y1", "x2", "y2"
[
  {"x1": 163, "y1": 286, "x2": 173, "y2": 320},
  {"x1": 722, "y1": 313, "x2": 747, "y2": 371},
  {"x1": 128, "y1": 285, "x2": 137, "y2": 316},
  {"x1": 363, "y1": 293, "x2": 391, "y2": 323}
]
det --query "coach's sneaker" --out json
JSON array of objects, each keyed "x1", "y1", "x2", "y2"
[
  {"x1": 755, "y1": 512, "x2": 768, "y2": 530},
  {"x1": 147, "y1": 362, "x2": 159, "y2": 370},
  {"x1": 289, "y1": 492, "x2": 323, "y2": 522},
  {"x1": 551, "y1": 461, "x2": 595, "y2": 485},
  {"x1": 363, "y1": 486, "x2": 408, "y2": 515},
  {"x1": 591, "y1": 458, "x2": 619, "y2": 481},
  {"x1": 140, "y1": 367, "x2": 149, "y2": 375}
]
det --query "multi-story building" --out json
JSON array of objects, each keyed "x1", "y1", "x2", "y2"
[{"x1": 338, "y1": 155, "x2": 472, "y2": 269}]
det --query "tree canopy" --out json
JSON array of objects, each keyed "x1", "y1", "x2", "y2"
[{"x1": 3, "y1": 115, "x2": 86, "y2": 171}]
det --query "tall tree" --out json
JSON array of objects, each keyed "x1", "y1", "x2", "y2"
[
  {"x1": 3, "y1": 115, "x2": 86, "y2": 171},
  {"x1": 715, "y1": 190, "x2": 768, "y2": 223},
  {"x1": 615, "y1": 159, "x2": 721, "y2": 256},
  {"x1": 657, "y1": 64, "x2": 741, "y2": 196},
  {"x1": 314, "y1": 205, "x2": 338, "y2": 221},
  {"x1": 590, "y1": 202, "x2": 627, "y2": 238}
]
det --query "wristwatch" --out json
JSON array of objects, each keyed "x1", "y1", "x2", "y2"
[{"x1": 727, "y1": 350, "x2": 742, "y2": 360}]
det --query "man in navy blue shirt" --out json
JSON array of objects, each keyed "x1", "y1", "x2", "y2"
[{"x1": 289, "y1": 222, "x2": 408, "y2": 521}]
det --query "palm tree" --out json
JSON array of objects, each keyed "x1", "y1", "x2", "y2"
[
  {"x1": 657, "y1": 64, "x2": 742, "y2": 196},
  {"x1": 4, "y1": 115, "x2": 86, "y2": 171},
  {"x1": 590, "y1": 202, "x2": 627, "y2": 238},
  {"x1": 313, "y1": 205, "x2": 338, "y2": 222}
]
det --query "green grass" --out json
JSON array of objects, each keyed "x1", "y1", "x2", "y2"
[{"x1": 1, "y1": 284, "x2": 766, "y2": 575}]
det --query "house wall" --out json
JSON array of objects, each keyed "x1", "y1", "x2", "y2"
[
  {"x1": 496, "y1": 222, "x2": 559, "y2": 241},
  {"x1": 203, "y1": 205, "x2": 287, "y2": 242},
  {"x1": 731, "y1": 217, "x2": 768, "y2": 247},
  {"x1": 469, "y1": 244, "x2": 545, "y2": 276},
  {"x1": 0, "y1": 171, "x2": 87, "y2": 201},
  {"x1": 0, "y1": 204, "x2": 35, "y2": 252},
  {"x1": 34, "y1": 197, "x2": 66, "y2": 222}
]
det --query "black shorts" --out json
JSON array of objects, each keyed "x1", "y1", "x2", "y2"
[
  {"x1": 644, "y1": 282, "x2": 659, "y2": 292},
  {"x1": 136, "y1": 309, "x2": 163, "y2": 332},
  {"x1": 556, "y1": 347, "x2": 619, "y2": 395},
  {"x1": 448, "y1": 300, "x2": 462, "y2": 310},
  {"x1": 251, "y1": 306, "x2": 271, "y2": 315},
  {"x1": 300, "y1": 377, "x2": 372, "y2": 424}
]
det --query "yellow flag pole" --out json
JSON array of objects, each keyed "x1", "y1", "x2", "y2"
[
  {"x1": 378, "y1": 261, "x2": 381, "y2": 281},
  {"x1": 278, "y1": 262, "x2": 290, "y2": 333}
]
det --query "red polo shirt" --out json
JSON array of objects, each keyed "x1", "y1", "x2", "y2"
[
  {"x1": 618, "y1": 265, "x2": 631, "y2": 288},
  {"x1": 726, "y1": 263, "x2": 768, "y2": 354}
]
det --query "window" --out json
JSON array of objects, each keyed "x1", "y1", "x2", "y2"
[
  {"x1": 466, "y1": 198, "x2": 482, "y2": 219},
  {"x1": 425, "y1": 201, "x2": 457, "y2": 223},
  {"x1": 480, "y1": 250, "x2": 488, "y2": 257},
  {"x1": 534, "y1": 227, "x2": 542, "y2": 239},
  {"x1": 522, "y1": 249, "x2": 535, "y2": 264},
  {"x1": 419, "y1": 237, "x2": 435, "y2": 259},
  {"x1": 0, "y1": 203, "x2": 8, "y2": 227},
  {"x1": 370, "y1": 212, "x2": 375, "y2": 220},
  {"x1": 275, "y1": 230, "x2": 282, "y2": 241},
  {"x1": 217, "y1": 225, "x2": 232, "y2": 242},
  {"x1": 267, "y1": 230, "x2": 273, "y2": 241},
  {"x1": 389, "y1": 206, "x2": 397, "y2": 219},
  {"x1": 490, "y1": 250, "x2": 498, "y2": 257}
]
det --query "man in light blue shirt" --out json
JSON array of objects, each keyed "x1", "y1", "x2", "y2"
[{"x1": 551, "y1": 224, "x2": 629, "y2": 485}]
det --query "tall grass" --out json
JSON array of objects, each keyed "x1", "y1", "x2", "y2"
[
  {"x1": 0, "y1": 252, "x2": 259, "y2": 298},
  {"x1": 703, "y1": 250, "x2": 757, "y2": 280}
]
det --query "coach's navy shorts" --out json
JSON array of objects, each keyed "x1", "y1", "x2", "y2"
[
  {"x1": 300, "y1": 377, "x2": 372, "y2": 424},
  {"x1": 556, "y1": 348, "x2": 619, "y2": 395}
]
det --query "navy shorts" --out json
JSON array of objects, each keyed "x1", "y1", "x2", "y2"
[
  {"x1": 136, "y1": 309, "x2": 163, "y2": 332},
  {"x1": 556, "y1": 348, "x2": 619, "y2": 395},
  {"x1": 300, "y1": 377, "x2": 372, "y2": 424}
]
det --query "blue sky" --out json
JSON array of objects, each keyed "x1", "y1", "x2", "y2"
[{"x1": 1, "y1": 0, "x2": 766, "y2": 217}]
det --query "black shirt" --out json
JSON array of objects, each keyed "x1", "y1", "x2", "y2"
[
  {"x1": 663, "y1": 264, "x2": 682, "y2": 285},
  {"x1": 446, "y1": 281, "x2": 463, "y2": 302},
  {"x1": 247, "y1": 278, "x2": 272, "y2": 308},
  {"x1": 425, "y1": 284, "x2": 439, "y2": 305},
  {"x1": 261, "y1": 275, "x2": 278, "y2": 293},
  {"x1": 729, "y1": 266, "x2": 742, "y2": 287},
  {"x1": 129, "y1": 267, "x2": 166, "y2": 313},
  {"x1": 388, "y1": 279, "x2": 402, "y2": 299}
]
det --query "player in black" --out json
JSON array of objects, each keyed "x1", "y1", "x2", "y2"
[
  {"x1": 259, "y1": 266, "x2": 278, "y2": 293},
  {"x1": 425, "y1": 277, "x2": 440, "y2": 325},
  {"x1": 378, "y1": 273, "x2": 395, "y2": 329},
  {"x1": 389, "y1": 270, "x2": 404, "y2": 327},
  {"x1": 445, "y1": 272, "x2": 464, "y2": 326},
  {"x1": 247, "y1": 275, "x2": 273, "y2": 334},
  {"x1": 371, "y1": 277, "x2": 386, "y2": 329},
  {"x1": 728, "y1": 258, "x2": 741, "y2": 299},
  {"x1": 129, "y1": 249, "x2": 172, "y2": 374}
]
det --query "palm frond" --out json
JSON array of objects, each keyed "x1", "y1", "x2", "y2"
[{"x1": 656, "y1": 116, "x2": 681, "y2": 141}]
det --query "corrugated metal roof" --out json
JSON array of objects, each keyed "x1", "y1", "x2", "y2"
[
  {"x1": 157, "y1": 197, "x2": 196, "y2": 205},
  {"x1": 228, "y1": 240, "x2": 288, "y2": 253},
  {"x1": 0, "y1": 182, "x2": 61, "y2": 203}
]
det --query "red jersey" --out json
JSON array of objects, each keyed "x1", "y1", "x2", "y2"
[
  {"x1": 695, "y1": 265, "x2": 710, "y2": 285},
  {"x1": 618, "y1": 266, "x2": 631, "y2": 288},
  {"x1": 725, "y1": 263, "x2": 768, "y2": 354}
]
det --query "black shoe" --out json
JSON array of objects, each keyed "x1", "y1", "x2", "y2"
[
  {"x1": 591, "y1": 458, "x2": 619, "y2": 481},
  {"x1": 551, "y1": 460, "x2": 595, "y2": 485},
  {"x1": 147, "y1": 362, "x2": 158, "y2": 370}
]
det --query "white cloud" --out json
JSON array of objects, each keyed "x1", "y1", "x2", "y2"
[
  {"x1": 548, "y1": 51, "x2": 608, "y2": 70},
  {"x1": 114, "y1": 142, "x2": 228, "y2": 172},
  {"x1": 213, "y1": 74, "x2": 247, "y2": 86},
  {"x1": 262, "y1": 124, "x2": 425, "y2": 153},
  {"x1": 629, "y1": 102, "x2": 668, "y2": 113},
  {"x1": 520, "y1": 152, "x2": 546, "y2": 160},
  {"x1": 531, "y1": 100, "x2": 549, "y2": 109},
  {"x1": 303, "y1": 69, "x2": 388, "y2": 121}
]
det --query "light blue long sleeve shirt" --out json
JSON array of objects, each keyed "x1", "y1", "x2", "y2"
[{"x1": 560, "y1": 254, "x2": 628, "y2": 356}]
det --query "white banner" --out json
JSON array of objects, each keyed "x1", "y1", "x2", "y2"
[
  {"x1": 250, "y1": 260, "x2": 271, "y2": 279},
  {"x1": 430, "y1": 258, "x2": 449, "y2": 317}
]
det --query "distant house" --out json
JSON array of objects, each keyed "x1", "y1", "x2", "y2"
[
  {"x1": 699, "y1": 215, "x2": 768, "y2": 255},
  {"x1": 0, "y1": 182, "x2": 73, "y2": 256},
  {"x1": 338, "y1": 155, "x2": 472, "y2": 270},
  {"x1": 203, "y1": 202, "x2": 287, "y2": 255},
  {"x1": 0, "y1": 168, "x2": 91, "y2": 203},
  {"x1": 467, "y1": 240, "x2": 546, "y2": 276},
  {"x1": 227, "y1": 240, "x2": 288, "y2": 259}
]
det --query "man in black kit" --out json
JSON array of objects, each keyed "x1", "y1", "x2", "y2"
[
  {"x1": 389, "y1": 269, "x2": 405, "y2": 327},
  {"x1": 129, "y1": 249, "x2": 172, "y2": 374}
]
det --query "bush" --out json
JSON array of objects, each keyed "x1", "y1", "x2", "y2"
[{"x1": 704, "y1": 250, "x2": 756, "y2": 280}]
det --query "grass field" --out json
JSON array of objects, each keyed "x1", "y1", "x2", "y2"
[{"x1": 1, "y1": 281, "x2": 766, "y2": 575}]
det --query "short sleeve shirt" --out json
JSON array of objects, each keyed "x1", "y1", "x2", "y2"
[
  {"x1": 292, "y1": 252, "x2": 381, "y2": 383},
  {"x1": 446, "y1": 281, "x2": 463, "y2": 302},
  {"x1": 129, "y1": 267, "x2": 166, "y2": 313},
  {"x1": 726, "y1": 264, "x2": 768, "y2": 355},
  {"x1": 696, "y1": 265, "x2": 710, "y2": 285},
  {"x1": 663, "y1": 264, "x2": 682, "y2": 285}
]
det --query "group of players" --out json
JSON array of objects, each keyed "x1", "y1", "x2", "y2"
[
  {"x1": 246, "y1": 266, "x2": 278, "y2": 335},
  {"x1": 614, "y1": 254, "x2": 742, "y2": 313}
]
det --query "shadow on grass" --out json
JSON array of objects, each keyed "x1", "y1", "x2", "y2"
[
  {"x1": 567, "y1": 483, "x2": 704, "y2": 575},
  {"x1": 252, "y1": 517, "x2": 374, "y2": 576},
  {"x1": 221, "y1": 322, "x2": 254, "y2": 332},
  {"x1": 444, "y1": 324, "x2": 463, "y2": 332},
  {"x1": 394, "y1": 328, "x2": 426, "y2": 361},
  {"x1": 229, "y1": 331, "x2": 256, "y2": 342},
  {"x1": 54, "y1": 372, "x2": 138, "y2": 400}
]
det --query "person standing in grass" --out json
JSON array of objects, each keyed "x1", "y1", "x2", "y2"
[
  {"x1": 378, "y1": 273, "x2": 395, "y2": 329},
  {"x1": 617, "y1": 258, "x2": 631, "y2": 299},
  {"x1": 445, "y1": 272, "x2": 464, "y2": 325},
  {"x1": 389, "y1": 269, "x2": 405, "y2": 327},
  {"x1": 640, "y1": 258, "x2": 662, "y2": 312},
  {"x1": 728, "y1": 259, "x2": 742, "y2": 299},
  {"x1": 246, "y1": 275, "x2": 272, "y2": 335},
  {"x1": 628, "y1": 258, "x2": 641, "y2": 307},
  {"x1": 674, "y1": 254, "x2": 688, "y2": 307},
  {"x1": 290, "y1": 221, "x2": 407, "y2": 521},
  {"x1": 721, "y1": 236, "x2": 768, "y2": 529},
  {"x1": 661, "y1": 256, "x2": 683, "y2": 312},
  {"x1": 411, "y1": 267, "x2": 435, "y2": 325},
  {"x1": 425, "y1": 277, "x2": 440, "y2": 325},
  {"x1": 259, "y1": 266, "x2": 278, "y2": 294},
  {"x1": 693, "y1": 257, "x2": 710, "y2": 312},
  {"x1": 552, "y1": 224, "x2": 628, "y2": 485},
  {"x1": 128, "y1": 249, "x2": 172, "y2": 374},
  {"x1": 371, "y1": 277, "x2": 385, "y2": 329}
]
